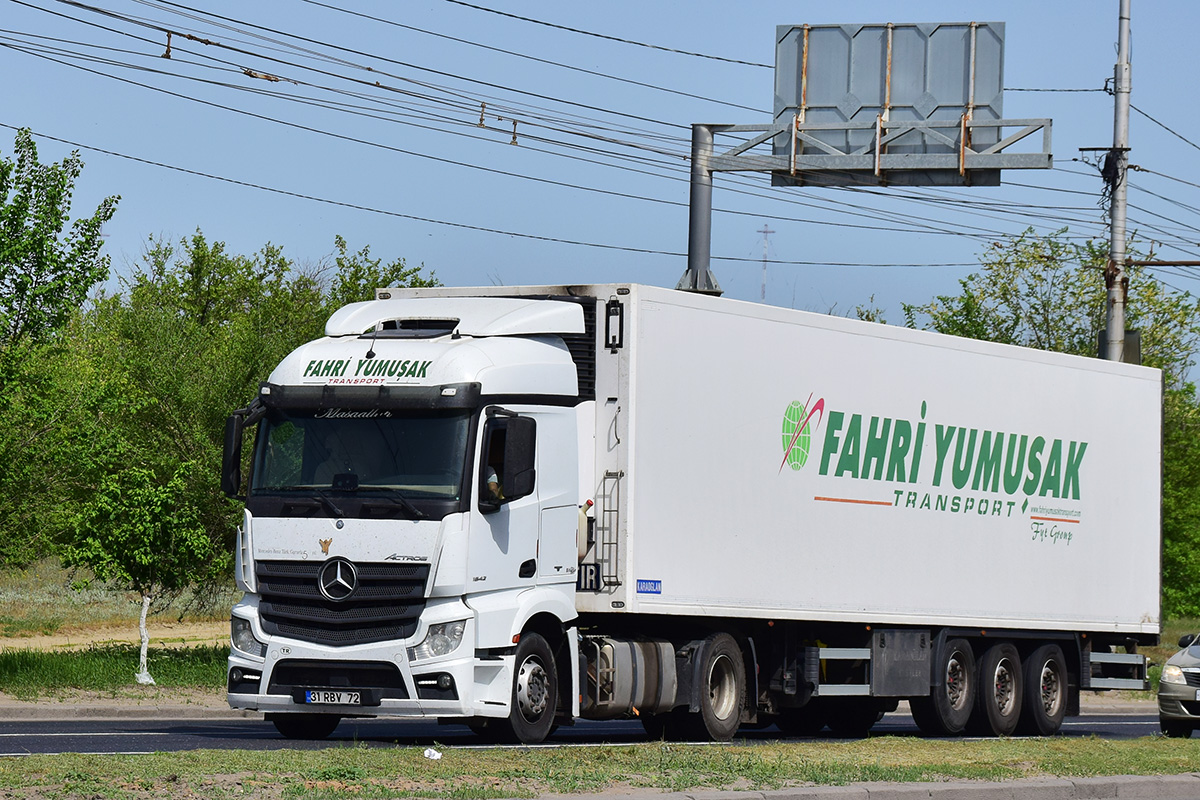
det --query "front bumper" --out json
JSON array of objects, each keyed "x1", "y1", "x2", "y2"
[{"x1": 227, "y1": 599, "x2": 515, "y2": 720}]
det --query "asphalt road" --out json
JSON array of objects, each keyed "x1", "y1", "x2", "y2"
[{"x1": 0, "y1": 710, "x2": 1161, "y2": 756}]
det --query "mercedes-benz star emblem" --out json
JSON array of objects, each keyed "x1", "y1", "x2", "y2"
[{"x1": 317, "y1": 557, "x2": 358, "y2": 601}]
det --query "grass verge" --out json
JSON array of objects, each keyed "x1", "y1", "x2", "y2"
[
  {"x1": 0, "y1": 558, "x2": 237, "y2": 637},
  {"x1": 0, "y1": 644, "x2": 226, "y2": 699},
  {"x1": 1, "y1": 737, "x2": 1200, "y2": 800}
]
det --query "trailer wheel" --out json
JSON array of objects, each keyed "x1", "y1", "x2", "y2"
[
  {"x1": 1016, "y1": 644, "x2": 1067, "y2": 736},
  {"x1": 694, "y1": 632, "x2": 745, "y2": 741},
  {"x1": 970, "y1": 643, "x2": 1023, "y2": 736},
  {"x1": 497, "y1": 632, "x2": 558, "y2": 744},
  {"x1": 909, "y1": 637, "x2": 975, "y2": 736},
  {"x1": 268, "y1": 713, "x2": 341, "y2": 740}
]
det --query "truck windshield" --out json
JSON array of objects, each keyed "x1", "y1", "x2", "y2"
[{"x1": 250, "y1": 408, "x2": 471, "y2": 505}]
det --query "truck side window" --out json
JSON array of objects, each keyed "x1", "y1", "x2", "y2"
[
  {"x1": 479, "y1": 414, "x2": 536, "y2": 512},
  {"x1": 484, "y1": 426, "x2": 506, "y2": 501}
]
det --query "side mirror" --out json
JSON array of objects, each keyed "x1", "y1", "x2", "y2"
[
  {"x1": 1181, "y1": 633, "x2": 1197, "y2": 649},
  {"x1": 503, "y1": 417, "x2": 536, "y2": 501},
  {"x1": 221, "y1": 414, "x2": 244, "y2": 497},
  {"x1": 478, "y1": 414, "x2": 537, "y2": 514}
]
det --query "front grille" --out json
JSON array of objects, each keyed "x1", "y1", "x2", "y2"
[
  {"x1": 1185, "y1": 670, "x2": 1200, "y2": 688},
  {"x1": 256, "y1": 560, "x2": 429, "y2": 647},
  {"x1": 268, "y1": 659, "x2": 409, "y2": 700}
]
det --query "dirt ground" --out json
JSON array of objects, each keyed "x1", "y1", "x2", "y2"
[{"x1": 0, "y1": 620, "x2": 228, "y2": 652}]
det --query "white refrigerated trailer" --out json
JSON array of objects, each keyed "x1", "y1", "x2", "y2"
[{"x1": 222, "y1": 283, "x2": 1160, "y2": 742}]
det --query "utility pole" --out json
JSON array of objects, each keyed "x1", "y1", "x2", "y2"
[
  {"x1": 1105, "y1": 0, "x2": 1132, "y2": 362},
  {"x1": 758, "y1": 224, "x2": 774, "y2": 301}
]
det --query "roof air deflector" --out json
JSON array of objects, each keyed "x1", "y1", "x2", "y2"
[{"x1": 325, "y1": 297, "x2": 585, "y2": 337}]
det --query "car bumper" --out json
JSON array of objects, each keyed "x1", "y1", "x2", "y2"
[{"x1": 1157, "y1": 681, "x2": 1200, "y2": 722}]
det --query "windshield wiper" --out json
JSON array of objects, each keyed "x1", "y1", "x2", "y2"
[
  {"x1": 360, "y1": 488, "x2": 427, "y2": 519},
  {"x1": 311, "y1": 488, "x2": 346, "y2": 518}
]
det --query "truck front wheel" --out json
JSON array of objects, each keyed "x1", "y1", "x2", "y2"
[
  {"x1": 498, "y1": 632, "x2": 558, "y2": 744},
  {"x1": 909, "y1": 637, "x2": 975, "y2": 736},
  {"x1": 268, "y1": 713, "x2": 341, "y2": 740}
]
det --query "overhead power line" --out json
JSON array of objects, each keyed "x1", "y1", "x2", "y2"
[
  {"x1": 16, "y1": 2, "x2": 1200, "y2": 270},
  {"x1": 291, "y1": 0, "x2": 766, "y2": 114},
  {"x1": 1005, "y1": 86, "x2": 1106, "y2": 93},
  {"x1": 440, "y1": 0, "x2": 772, "y2": 68},
  {"x1": 1130, "y1": 102, "x2": 1200, "y2": 155},
  {"x1": 5, "y1": 30, "x2": 1092, "y2": 245},
  {"x1": 0, "y1": 122, "x2": 982, "y2": 268}
]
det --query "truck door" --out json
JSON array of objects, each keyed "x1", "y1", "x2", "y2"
[{"x1": 468, "y1": 410, "x2": 540, "y2": 593}]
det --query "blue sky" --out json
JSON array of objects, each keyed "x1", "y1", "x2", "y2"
[{"x1": 3, "y1": 1, "x2": 1197, "y2": 320}]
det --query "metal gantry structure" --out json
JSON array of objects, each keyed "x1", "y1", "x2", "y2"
[{"x1": 678, "y1": 21, "x2": 1054, "y2": 296}]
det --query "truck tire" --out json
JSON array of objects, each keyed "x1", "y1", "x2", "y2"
[
  {"x1": 497, "y1": 632, "x2": 558, "y2": 744},
  {"x1": 693, "y1": 632, "x2": 746, "y2": 741},
  {"x1": 268, "y1": 713, "x2": 341, "y2": 740},
  {"x1": 909, "y1": 637, "x2": 975, "y2": 736},
  {"x1": 970, "y1": 642, "x2": 1023, "y2": 736},
  {"x1": 1017, "y1": 644, "x2": 1067, "y2": 735}
]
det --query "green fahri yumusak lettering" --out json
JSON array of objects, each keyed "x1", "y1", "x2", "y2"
[
  {"x1": 818, "y1": 404, "x2": 1088, "y2": 500},
  {"x1": 819, "y1": 405, "x2": 926, "y2": 485},
  {"x1": 927, "y1": 426, "x2": 1086, "y2": 500},
  {"x1": 304, "y1": 358, "x2": 432, "y2": 379},
  {"x1": 303, "y1": 359, "x2": 351, "y2": 378}
]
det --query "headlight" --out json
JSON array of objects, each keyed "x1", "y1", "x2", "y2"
[
  {"x1": 408, "y1": 620, "x2": 468, "y2": 662},
  {"x1": 231, "y1": 617, "x2": 266, "y2": 658},
  {"x1": 1162, "y1": 664, "x2": 1187, "y2": 685}
]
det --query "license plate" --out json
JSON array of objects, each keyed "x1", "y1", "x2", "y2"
[
  {"x1": 303, "y1": 690, "x2": 361, "y2": 705},
  {"x1": 1194, "y1": 688, "x2": 1200, "y2": 702}
]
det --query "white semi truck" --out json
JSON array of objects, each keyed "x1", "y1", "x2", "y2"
[{"x1": 221, "y1": 283, "x2": 1160, "y2": 743}]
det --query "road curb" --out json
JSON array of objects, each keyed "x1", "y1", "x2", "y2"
[
  {"x1": 0, "y1": 703, "x2": 260, "y2": 721},
  {"x1": 537, "y1": 774, "x2": 1200, "y2": 800}
]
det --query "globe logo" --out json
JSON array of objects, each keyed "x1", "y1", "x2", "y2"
[
  {"x1": 781, "y1": 401, "x2": 813, "y2": 470},
  {"x1": 779, "y1": 394, "x2": 826, "y2": 474}
]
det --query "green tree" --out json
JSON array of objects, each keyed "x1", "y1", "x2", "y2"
[
  {"x1": 63, "y1": 463, "x2": 214, "y2": 684},
  {"x1": 0, "y1": 128, "x2": 118, "y2": 350},
  {"x1": 904, "y1": 230, "x2": 1200, "y2": 386},
  {"x1": 325, "y1": 234, "x2": 437, "y2": 309},
  {"x1": 0, "y1": 129, "x2": 118, "y2": 566},
  {"x1": 904, "y1": 228, "x2": 1200, "y2": 618}
]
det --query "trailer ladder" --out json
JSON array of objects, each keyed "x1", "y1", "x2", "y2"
[{"x1": 598, "y1": 470, "x2": 623, "y2": 587}]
